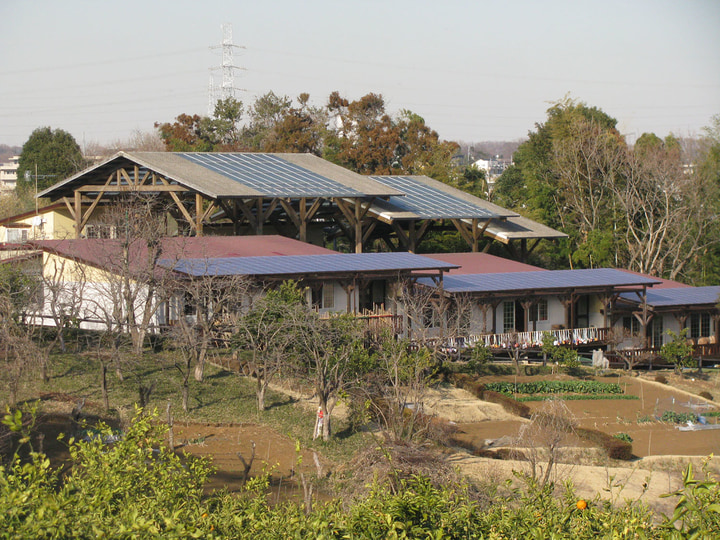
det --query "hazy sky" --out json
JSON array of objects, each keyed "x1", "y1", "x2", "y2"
[{"x1": 1, "y1": 0, "x2": 718, "y2": 149}]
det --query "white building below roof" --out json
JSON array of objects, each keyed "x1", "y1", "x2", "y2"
[{"x1": 0, "y1": 155, "x2": 19, "y2": 191}]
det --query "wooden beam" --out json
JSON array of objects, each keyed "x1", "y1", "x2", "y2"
[
  {"x1": 334, "y1": 198, "x2": 355, "y2": 225},
  {"x1": 168, "y1": 192, "x2": 196, "y2": 232},
  {"x1": 119, "y1": 168, "x2": 133, "y2": 187},
  {"x1": 450, "y1": 218, "x2": 474, "y2": 247},
  {"x1": 361, "y1": 220, "x2": 378, "y2": 244},
  {"x1": 235, "y1": 199, "x2": 258, "y2": 232},
  {"x1": 279, "y1": 199, "x2": 302, "y2": 230},
  {"x1": 76, "y1": 184, "x2": 189, "y2": 193},
  {"x1": 62, "y1": 196, "x2": 76, "y2": 221},
  {"x1": 79, "y1": 191, "x2": 104, "y2": 231},
  {"x1": 390, "y1": 222, "x2": 410, "y2": 250}
]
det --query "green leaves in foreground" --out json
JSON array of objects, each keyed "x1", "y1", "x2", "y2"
[{"x1": 1, "y1": 408, "x2": 719, "y2": 538}]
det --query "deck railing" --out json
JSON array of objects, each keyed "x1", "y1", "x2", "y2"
[{"x1": 446, "y1": 327, "x2": 609, "y2": 350}]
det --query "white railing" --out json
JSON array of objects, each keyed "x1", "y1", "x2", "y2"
[{"x1": 447, "y1": 327, "x2": 608, "y2": 350}]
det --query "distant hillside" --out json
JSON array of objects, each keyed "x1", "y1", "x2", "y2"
[{"x1": 0, "y1": 144, "x2": 21, "y2": 163}]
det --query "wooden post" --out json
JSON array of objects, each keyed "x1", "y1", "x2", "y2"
[
  {"x1": 74, "y1": 190, "x2": 82, "y2": 238},
  {"x1": 354, "y1": 200, "x2": 362, "y2": 253},
  {"x1": 195, "y1": 193, "x2": 204, "y2": 236}
]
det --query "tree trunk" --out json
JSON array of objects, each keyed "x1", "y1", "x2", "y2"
[
  {"x1": 257, "y1": 379, "x2": 266, "y2": 412},
  {"x1": 100, "y1": 360, "x2": 110, "y2": 412},
  {"x1": 194, "y1": 348, "x2": 207, "y2": 382},
  {"x1": 41, "y1": 351, "x2": 50, "y2": 384},
  {"x1": 317, "y1": 400, "x2": 331, "y2": 441},
  {"x1": 182, "y1": 381, "x2": 189, "y2": 412},
  {"x1": 112, "y1": 336, "x2": 124, "y2": 382},
  {"x1": 58, "y1": 330, "x2": 66, "y2": 353}
]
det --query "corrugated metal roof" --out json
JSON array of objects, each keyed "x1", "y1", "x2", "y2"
[
  {"x1": 621, "y1": 286, "x2": 720, "y2": 307},
  {"x1": 162, "y1": 252, "x2": 458, "y2": 277},
  {"x1": 481, "y1": 215, "x2": 568, "y2": 242},
  {"x1": 422, "y1": 268, "x2": 660, "y2": 294},
  {"x1": 368, "y1": 175, "x2": 514, "y2": 220},
  {"x1": 30, "y1": 236, "x2": 336, "y2": 274},
  {"x1": 38, "y1": 151, "x2": 403, "y2": 200}
]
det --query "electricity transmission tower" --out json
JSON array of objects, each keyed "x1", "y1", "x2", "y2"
[{"x1": 208, "y1": 23, "x2": 245, "y2": 115}]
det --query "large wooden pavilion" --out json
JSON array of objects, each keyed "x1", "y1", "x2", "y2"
[{"x1": 37, "y1": 151, "x2": 565, "y2": 255}]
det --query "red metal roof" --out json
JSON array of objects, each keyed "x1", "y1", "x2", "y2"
[
  {"x1": 616, "y1": 269, "x2": 691, "y2": 289},
  {"x1": 30, "y1": 235, "x2": 336, "y2": 276},
  {"x1": 419, "y1": 252, "x2": 544, "y2": 275}
]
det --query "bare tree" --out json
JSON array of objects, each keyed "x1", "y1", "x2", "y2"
[
  {"x1": 293, "y1": 311, "x2": 366, "y2": 441},
  {"x1": 86, "y1": 194, "x2": 173, "y2": 356},
  {"x1": 614, "y1": 144, "x2": 720, "y2": 280},
  {"x1": 0, "y1": 264, "x2": 42, "y2": 406},
  {"x1": 80, "y1": 194, "x2": 174, "y2": 408},
  {"x1": 397, "y1": 280, "x2": 472, "y2": 355},
  {"x1": 168, "y1": 270, "x2": 250, "y2": 410},
  {"x1": 233, "y1": 281, "x2": 302, "y2": 412},
  {"x1": 551, "y1": 116, "x2": 624, "y2": 252},
  {"x1": 363, "y1": 332, "x2": 435, "y2": 442},
  {"x1": 514, "y1": 398, "x2": 577, "y2": 489},
  {"x1": 36, "y1": 255, "x2": 87, "y2": 382}
]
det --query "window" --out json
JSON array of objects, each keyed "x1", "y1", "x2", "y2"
[
  {"x1": 689, "y1": 313, "x2": 711, "y2": 338},
  {"x1": 651, "y1": 317, "x2": 663, "y2": 349},
  {"x1": 535, "y1": 299, "x2": 548, "y2": 321},
  {"x1": 85, "y1": 224, "x2": 117, "y2": 239},
  {"x1": 503, "y1": 301, "x2": 515, "y2": 333},
  {"x1": 623, "y1": 316, "x2": 641, "y2": 336},
  {"x1": 6, "y1": 228, "x2": 28, "y2": 243},
  {"x1": 322, "y1": 283, "x2": 334, "y2": 309}
]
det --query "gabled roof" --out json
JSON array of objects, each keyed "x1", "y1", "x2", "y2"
[
  {"x1": 367, "y1": 175, "x2": 516, "y2": 221},
  {"x1": 419, "y1": 252, "x2": 544, "y2": 275},
  {"x1": 0, "y1": 202, "x2": 67, "y2": 227},
  {"x1": 38, "y1": 152, "x2": 403, "y2": 200},
  {"x1": 621, "y1": 286, "x2": 720, "y2": 308},
  {"x1": 423, "y1": 268, "x2": 660, "y2": 295},
  {"x1": 29, "y1": 235, "x2": 335, "y2": 275},
  {"x1": 161, "y1": 252, "x2": 458, "y2": 278}
]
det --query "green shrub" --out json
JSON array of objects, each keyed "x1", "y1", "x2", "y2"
[
  {"x1": 661, "y1": 411, "x2": 698, "y2": 424},
  {"x1": 517, "y1": 394, "x2": 638, "y2": 402},
  {"x1": 660, "y1": 328, "x2": 695, "y2": 373},
  {"x1": 613, "y1": 433, "x2": 633, "y2": 444},
  {"x1": 654, "y1": 374, "x2": 668, "y2": 384},
  {"x1": 699, "y1": 391, "x2": 714, "y2": 401},
  {"x1": 485, "y1": 380, "x2": 624, "y2": 396}
]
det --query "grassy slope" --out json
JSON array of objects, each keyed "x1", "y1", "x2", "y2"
[{"x1": 7, "y1": 349, "x2": 370, "y2": 464}]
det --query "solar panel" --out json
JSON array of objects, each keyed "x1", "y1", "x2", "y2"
[
  {"x1": 370, "y1": 176, "x2": 498, "y2": 219},
  {"x1": 420, "y1": 268, "x2": 660, "y2": 293},
  {"x1": 180, "y1": 153, "x2": 363, "y2": 197},
  {"x1": 161, "y1": 252, "x2": 457, "y2": 277},
  {"x1": 622, "y1": 286, "x2": 720, "y2": 307}
]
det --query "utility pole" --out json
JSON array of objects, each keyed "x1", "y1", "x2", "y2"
[{"x1": 208, "y1": 23, "x2": 245, "y2": 116}]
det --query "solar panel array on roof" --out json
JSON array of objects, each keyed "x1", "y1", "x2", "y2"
[
  {"x1": 180, "y1": 153, "x2": 363, "y2": 198},
  {"x1": 369, "y1": 176, "x2": 498, "y2": 219},
  {"x1": 621, "y1": 286, "x2": 720, "y2": 307},
  {"x1": 161, "y1": 252, "x2": 458, "y2": 277},
  {"x1": 421, "y1": 268, "x2": 660, "y2": 294}
]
